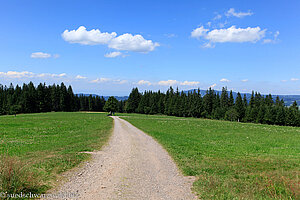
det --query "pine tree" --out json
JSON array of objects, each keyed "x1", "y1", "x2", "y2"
[
  {"x1": 291, "y1": 101, "x2": 298, "y2": 110},
  {"x1": 125, "y1": 88, "x2": 141, "y2": 113},
  {"x1": 228, "y1": 90, "x2": 234, "y2": 107},
  {"x1": 103, "y1": 96, "x2": 118, "y2": 113},
  {"x1": 235, "y1": 92, "x2": 245, "y2": 122}
]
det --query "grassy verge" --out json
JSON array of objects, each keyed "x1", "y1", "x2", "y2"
[
  {"x1": 0, "y1": 112, "x2": 112, "y2": 195},
  {"x1": 120, "y1": 114, "x2": 300, "y2": 199}
]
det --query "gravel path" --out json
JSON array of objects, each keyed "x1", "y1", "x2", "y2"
[{"x1": 49, "y1": 116, "x2": 196, "y2": 200}]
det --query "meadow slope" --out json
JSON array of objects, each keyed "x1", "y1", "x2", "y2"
[
  {"x1": 0, "y1": 112, "x2": 112, "y2": 194},
  {"x1": 121, "y1": 114, "x2": 300, "y2": 199}
]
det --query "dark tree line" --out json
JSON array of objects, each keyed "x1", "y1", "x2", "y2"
[
  {"x1": 0, "y1": 82, "x2": 109, "y2": 115},
  {"x1": 2, "y1": 82, "x2": 300, "y2": 127},
  {"x1": 124, "y1": 87, "x2": 300, "y2": 127}
]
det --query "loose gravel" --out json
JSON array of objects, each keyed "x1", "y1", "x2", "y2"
[{"x1": 47, "y1": 116, "x2": 196, "y2": 200}]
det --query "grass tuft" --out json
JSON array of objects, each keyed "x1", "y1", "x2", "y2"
[{"x1": 0, "y1": 155, "x2": 44, "y2": 195}]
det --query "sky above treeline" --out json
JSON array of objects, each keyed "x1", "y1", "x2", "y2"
[{"x1": 0, "y1": 0, "x2": 299, "y2": 95}]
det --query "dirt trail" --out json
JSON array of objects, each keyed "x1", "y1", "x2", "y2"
[{"x1": 50, "y1": 116, "x2": 196, "y2": 200}]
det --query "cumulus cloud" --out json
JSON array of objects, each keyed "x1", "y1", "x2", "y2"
[
  {"x1": 210, "y1": 83, "x2": 217, "y2": 88},
  {"x1": 225, "y1": 8, "x2": 253, "y2": 18},
  {"x1": 220, "y1": 78, "x2": 230, "y2": 82},
  {"x1": 241, "y1": 79, "x2": 248, "y2": 82},
  {"x1": 91, "y1": 78, "x2": 127, "y2": 84},
  {"x1": 104, "y1": 51, "x2": 124, "y2": 58},
  {"x1": 191, "y1": 26, "x2": 266, "y2": 46},
  {"x1": 291, "y1": 78, "x2": 299, "y2": 81},
  {"x1": 180, "y1": 81, "x2": 200, "y2": 86},
  {"x1": 75, "y1": 75, "x2": 87, "y2": 79},
  {"x1": 108, "y1": 33, "x2": 159, "y2": 53},
  {"x1": 62, "y1": 26, "x2": 116, "y2": 45},
  {"x1": 0, "y1": 71, "x2": 35, "y2": 78},
  {"x1": 137, "y1": 80, "x2": 152, "y2": 86},
  {"x1": 157, "y1": 80, "x2": 200, "y2": 86},
  {"x1": 158, "y1": 80, "x2": 179, "y2": 86},
  {"x1": 62, "y1": 26, "x2": 159, "y2": 53},
  {"x1": 31, "y1": 52, "x2": 51, "y2": 59},
  {"x1": 36, "y1": 73, "x2": 66, "y2": 78},
  {"x1": 206, "y1": 26, "x2": 265, "y2": 43},
  {"x1": 91, "y1": 78, "x2": 111, "y2": 83},
  {"x1": 191, "y1": 26, "x2": 209, "y2": 39},
  {"x1": 0, "y1": 71, "x2": 66, "y2": 79}
]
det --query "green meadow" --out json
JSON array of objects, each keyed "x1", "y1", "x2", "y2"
[
  {"x1": 121, "y1": 114, "x2": 300, "y2": 199},
  {"x1": 0, "y1": 112, "x2": 112, "y2": 194}
]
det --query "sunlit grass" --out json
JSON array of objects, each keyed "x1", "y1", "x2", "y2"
[
  {"x1": 0, "y1": 112, "x2": 112, "y2": 194},
  {"x1": 121, "y1": 114, "x2": 300, "y2": 199}
]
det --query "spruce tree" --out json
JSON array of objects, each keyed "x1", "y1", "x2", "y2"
[
  {"x1": 235, "y1": 92, "x2": 245, "y2": 121},
  {"x1": 125, "y1": 88, "x2": 141, "y2": 113},
  {"x1": 103, "y1": 96, "x2": 118, "y2": 113}
]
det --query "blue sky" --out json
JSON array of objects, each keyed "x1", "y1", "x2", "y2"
[{"x1": 0, "y1": 0, "x2": 300, "y2": 95}]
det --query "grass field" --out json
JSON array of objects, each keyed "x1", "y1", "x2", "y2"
[
  {"x1": 0, "y1": 112, "x2": 112, "y2": 194},
  {"x1": 121, "y1": 114, "x2": 300, "y2": 199}
]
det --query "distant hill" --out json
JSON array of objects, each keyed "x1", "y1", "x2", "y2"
[
  {"x1": 186, "y1": 89, "x2": 300, "y2": 106},
  {"x1": 76, "y1": 93, "x2": 128, "y2": 101},
  {"x1": 78, "y1": 90, "x2": 300, "y2": 106}
]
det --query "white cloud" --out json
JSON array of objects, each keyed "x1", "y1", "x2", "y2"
[
  {"x1": 91, "y1": 78, "x2": 127, "y2": 84},
  {"x1": 117, "y1": 80, "x2": 128, "y2": 84},
  {"x1": 62, "y1": 26, "x2": 159, "y2": 53},
  {"x1": 0, "y1": 71, "x2": 35, "y2": 78},
  {"x1": 31, "y1": 52, "x2": 51, "y2": 59},
  {"x1": 180, "y1": 81, "x2": 200, "y2": 86},
  {"x1": 262, "y1": 39, "x2": 273, "y2": 44},
  {"x1": 225, "y1": 8, "x2": 253, "y2": 18},
  {"x1": 91, "y1": 78, "x2": 111, "y2": 83},
  {"x1": 75, "y1": 75, "x2": 87, "y2": 79},
  {"x1": 191, "y1": 26, "x2": 209, "y2": 39},
  {"x1": 263, "y1": 31, "x2": 280, "y2": 44},
  {"x1": 210, "y1": 83, "x2": 217, "y2": 88},
  {"x1": 104, "y1": 51, "x2": 124, "y2": 58},
  {"x1": 62, "y1": 26, "x2": 116, "y2": 45},
  {"x1": 207, "y1": 26, "x2": 266, "y2": 43},
  {"x1": 0, "y1": 71, "x2": 66, "y2": 79},
  {"x1": 241, "y1": 79, "x2": 248, "y2": 82},
  {"x1": 158, "y1": 80, "x2": 179, "y2": 86},
  {"x1": 37, "y1": 73, "x2": 66, "y2": 78},
  {"x1": 291, "y1": 78, "x2": 299, "y2": 81},
  {"x1": 137, "y1": 80, "x2": 152, "y2": 86},
  {"x1": 202, "y1": 43, "x2": 215, "y2": 48},
  {"x1": 108, "y1": 33, "x2": 159, "y2": 53},
  {"x1": 157, "y1": 80, "x2": 200, "y2": 86},
  {"x1": 192, "y1": 26, "x2": 266, "y2": 44},
  {"x1": 220, "y1": 78, "x2": 230, "y2": 82}
]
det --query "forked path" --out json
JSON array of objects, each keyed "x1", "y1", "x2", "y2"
[{"x1": 54, "y1": 116, "x2": 196, "y2": 200}]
